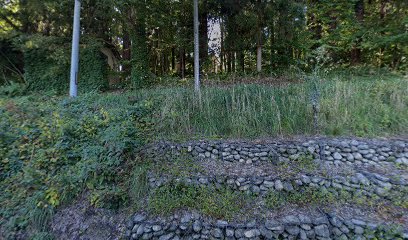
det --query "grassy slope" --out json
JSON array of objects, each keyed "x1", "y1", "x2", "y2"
[
  {"x1": 141, "y1": 72, "x2": 408, "y2": 140},
  {"x1": 0, "y1": 72, "x2": 407, "y2": 238}
]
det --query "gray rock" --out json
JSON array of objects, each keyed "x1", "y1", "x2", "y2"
[
  {"x1": 301, "y1": 175, "x2": 311, "y2": 184},
  {"x1": 283, "y1": 182, "x2": 294, "y2": 192},
  {"x1": 356, "y1": 173, "x2": 370, "y2": 185},
  {"x1": 354, "y1": 226, "x2": 364, "y2": 235},
  {"x1": 193, "y1": 220, "x2": 202, "y2": 232},
  {"x1": 300, "y1": 224, "x2": 311, "y2": 231},
  {"x1": 313, "y1": 217, "x2": 329, "y2": 225},
  {"x1": 181, "y1": 213, "x2": 192, "y2": 223},
  {"x1": 351, "y1": 219, "x2": 366, "y2": 227},
  {"x1": 216, "y1": 220, "x2": 228, "y2": 228},
  {"x1": 275, "y1": 180, "x2": 284, "y2": 190},
  {"x1": 159, "y1": 233, "x2": 175, "y2": 240},
  {"x1": 299, "y1": 230, "x2": 308, "y2": 240},
  {"x1": 226, "y1": 228, "x2": 235, "y2": 237},
  {"x1": 246, "y1": 220, "x2": 257, "y2": 228},
  {"x1": 152, "y1": 225, "x2": 162, "y2": 232},
  {"x1": 142, "y1": 233, "x2": 153, "y2": 239},
  {"x1": 234, "y1": 229, "x2": 244, "y2": 238},
  {"x1": 211, "y1": 228, "x2": 223, "y2": 238},
  {"x1": 136, "y1": 224, "x2": 145, "y2": 235},
  {"x1": 282, "y1": 215, "x2": 300, "y2": 225},
  {"x1": 286, "y1": 226, "x2": 300, "y2": 236},
  {"x1": 263, "y1": 181, "x2": 274, "y2": 188},
  {"x1": 133, "y1": 214, "x2": 146, "y2": 223},
  {"x1": 353, "y1": 153, "x2": 363, "y2": 160},
  {"x1": 244, "y1": 229, "x2": 261, "y2": 238},
  {"x1": 340, "y1": 225, "x2": 350, "y2": 234},
  {"x1": 329, "y1": 216, "x2": 342, "y2": 228},
  {"x1": 260, "y1": 226, "x2": 273, "y2": 239},
  {"x1": 298, "y1": 215, "x2": 312, "y2": 224},
  {"x1": 265, "y1": 220, "x2": 281, "y2": 230},
  {"x1": 315, "y1": 224, "x2": 330, "y2": 237},
  {"x1": 198, "y1": 177, "x2": 209, "y2": 184},
  {"x1": 375, "y1": 187, "x2": 388, "y2": 196},
  {"x1": 332, "y1": 227, "x2": 343, "y2": 236},
  {"x1": 333, "y1": 152, "x2": 342, "y2": 160}
]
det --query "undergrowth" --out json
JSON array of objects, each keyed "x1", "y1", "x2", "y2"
[
  {"x1": 148, "y1": 182, "x2": 250, "y2": 220},
  {"x1": 0, "y1": 93, "x2": 154, "y2": 239},
  {"x1": 141, "y1": 73, "x2": 407, "y2": 140}
]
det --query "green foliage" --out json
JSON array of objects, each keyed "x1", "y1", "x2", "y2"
[
  {"x1": 0, "y1": 93, "x2": 154, "y2": 238},
  {"x1": 148, "y1": 182, "x2": 249, "y2": 220},
  {"x1": 20, "y1": 35, "x2": 108, "y2": 94},
  {"x1": 141, "y1": 73, "x2": 408, "y2": 140},
  {"x1": 128, "y1": 163, "x2": 149, "y2": 209},
  {"x1": 130, "y1": 29, "x2": 149, "y2": 89},
  {"x1": 0, "y1": 82, "x2": 26, "y2": 96},
  {"x1": 152, "y1": 153, "x2": 203, "y2": 178},
  {"x1": 79, "y1": 39, "x2": 109, "y2": 92},
  {"x1": 265, "y1": 186, "x2": 337, "y2": 209}
]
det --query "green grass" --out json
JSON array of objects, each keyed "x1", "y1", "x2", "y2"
[
  {"x1": 148, "y1": 182, "x2": 250, "y2": 220},
  {"x1": 0, "y1": 71, "x2": 407, "y2": 238},
  {"x1": 137, "y1": 73, "x2": 408, "y2": 140},
  {"x1": 265, "y1": 187, "x2": 337, "y2": 209}
]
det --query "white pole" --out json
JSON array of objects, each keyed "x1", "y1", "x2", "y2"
[
  {"x1": 194, "y1": 0, "x2": 200, "y2": 92},
  {"x1": 69, "y1": 0, "x2": 81, "y2": 97}
]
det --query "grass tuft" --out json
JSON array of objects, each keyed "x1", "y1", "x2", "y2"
[{"x1": 148, "y1": 182, "x2": 250, "y2": 220}]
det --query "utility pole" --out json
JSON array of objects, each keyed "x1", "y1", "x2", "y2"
[
  {"x1": 194, "y1": 0, "x2": 200, "y2": 92},
  {"x1": 69, "y1": 0, "x2": 81, "y2": 97}
]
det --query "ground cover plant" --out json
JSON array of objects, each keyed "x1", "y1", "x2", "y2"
[
  {"x1": 0, "y1": 94, "x2": 154, "y2": 239},
  {"x1": 145, "y1": 73, "x2": 408, "y2": 140},
  {"x1": 0, "y1": 71, "x2": 407, "y2": 239}
]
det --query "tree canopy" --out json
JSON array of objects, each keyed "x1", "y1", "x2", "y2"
[{"x1": 0, "y1": 0, "x2": 407, "y2": 91}]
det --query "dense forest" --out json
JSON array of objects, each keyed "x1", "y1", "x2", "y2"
[{"x1": 0, "y1": 0, "x2": 407, "y2": 92}]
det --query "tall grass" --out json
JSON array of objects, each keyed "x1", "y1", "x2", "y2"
[{"x1": 137, "y1": 74, "x2": 408, "y2": 140}]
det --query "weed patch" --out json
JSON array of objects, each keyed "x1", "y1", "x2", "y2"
[{"x1": 148, "y1": 182, "x2": 250, "y2": 220}]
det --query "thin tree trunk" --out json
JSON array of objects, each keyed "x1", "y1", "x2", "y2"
[
  {"x1": 171, "y1": 47, "x2": 176, "y2": 71},
  {"x1": 194, "y1": 0, "x2": 200, "y2": 92},
  {"x1": 122, "y1": 31, "x2": 131, "y2": 73},
  {"x1": 351, "y1": 0, "x2": 364, "y2": 64},
  {"x1": 199, "y1": 0, "x2": 208, "y2": 66},
  {"x1": 257, "y1": 45, "x2": 262, "y2": 72},
  {"x1": 220, "y1": 18, "x2": 224, "y2": 72}
]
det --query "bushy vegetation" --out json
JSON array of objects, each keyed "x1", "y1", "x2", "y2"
[
  {"x1": 0, "y1": 94, "x2": 153, "y2": 238},
  {"x1": 0, "y1": 72, "x2": 407, "y2": 238},
  {"x1": 21, "y1": 35, "x2": 109, "y2": 94},
  {"x1": 146, "y1": 73, "x2": 408, "y2": 140},
  {"x1": 148, "y1": 182, "x2": 249, "y2": 220}
]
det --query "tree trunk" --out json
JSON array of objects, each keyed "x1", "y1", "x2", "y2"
[
  {"x1": 199, "y1": 0, "x2": 208, "y2": 66},
  {"x1": 171, "y1": 47, "x2": 176, "y2": 71},
  {"x1": 240, "y1": 51, "x2": 245, "y2": 72},
  {"x1": 179, "y1": 48, "x2": 186, "y2": 79},
  {"x1": 220, "y1": 18, "x2": 224, "y2": 72},
  {"x1": 227, "y1": 52, "x2": 232, "y2": 73},
  {"x1": 257, "y1": 45, "x2": 262, "y2": 72},
  {"x1": 351, "y1": 0, "x2": 364, "y2": 64},
  {"x1": 122, "y1": 31, "x2": 131, "y2": 74},
  {"x1": 194, "y1": 0, "x2": 200, "y2": 92}
]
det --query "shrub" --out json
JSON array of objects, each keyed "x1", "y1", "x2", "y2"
[
  {"x1": 21, "y1": 35, "x2": 108, "y2": 94},
  {"x1": 0, "y1": 93, "x2": 154, "y2": 238}
]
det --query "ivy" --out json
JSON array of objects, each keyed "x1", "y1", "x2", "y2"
[{"x1": 21, "y1": 35, "x2": 108, "y2": 94}]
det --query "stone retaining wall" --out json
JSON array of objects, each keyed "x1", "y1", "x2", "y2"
[
  {"x1": 126, "y1": 213, "x2": 407, "y2": 240},
  {"x1": 147, "y1": 171, "x2": 406, "y2": 199},
  {"x1": 132, "y1": 138, "x2": 408, "y2": 240},
  {"x1": 142, "y1": 138, "x2": 408, "y2": 167}
]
